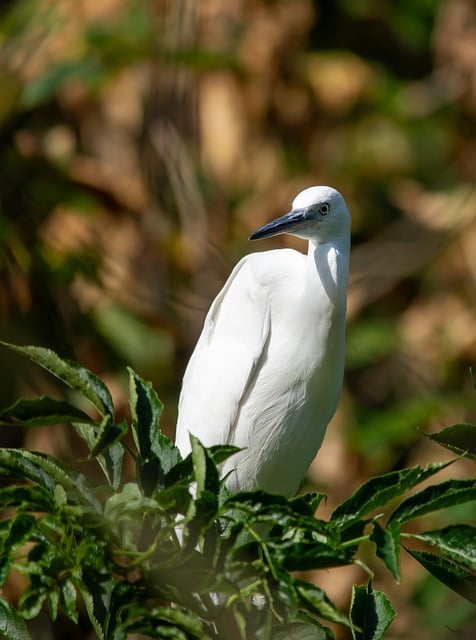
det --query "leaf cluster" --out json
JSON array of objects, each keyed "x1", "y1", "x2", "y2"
[{"x1": 0, "y1": 343, "x2": 475, "y2": 639}]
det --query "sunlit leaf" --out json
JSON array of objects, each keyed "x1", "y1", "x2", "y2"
[
  {"x1": 405, "y1": 548, "x2": 476, "y2": 605},
  {"x1": 0, "y1": 599, "x2": 30, "y2": 640},
  {"x1": 331, "y1": 462, "x2": 453, "y2": 528},
  {"x1": 1, "y1": 343, "x2": 114, "y2": 418},
  {"x1": 407, "y1": 525, "x2": 476, "y2": 571},
  {"x1": 388, "y1": 478, "x2": 476, "y2": 526}
]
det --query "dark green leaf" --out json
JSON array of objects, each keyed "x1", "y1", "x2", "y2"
[
  {"x1": 427, "y1": 424, "x2": 476, "y2": 461},
  {"x1": 405, "y1": 548, "x2": 476, "y2": 605},
  {"x1": 290, "y1": 492, "x2": 326, "y2": 516},
  {"x1": 350, "y1": 581, "x2": 396, "y2": 640},
  {"x1": 388, "y1": 478, "x2": 476, "y2": 526},
  {"x1": 283, "y1": 541, "x2": 350, "y2": 572},
  {"x1": 0, "y1": 449, "x2": 101, "y2": 512},
  {"x1": 0, "y1": 485, "x2": 55, "y2": 512},
  {"x1": 128, "y1": 368, "x2": 163, "y2": 460},
  {"x1": 74, "y1": 419, "x2": 124, "y2": 490},
  {"x1": 90, "y1": 419, "x2": 127, "y2": 459},
  {"x1": 0, "y1": 396, "x2": 95, "y2": 427},
  {"x1": 0, "y1": 599, "x2": 30, "y2": 640},
  {"x1": 0, "y1": 514, "x2": 36, "y2": 587},
  {"x1": 407, "y1": 525, "x2": 476, "y2": 571},
  {"x1": 369, "y1": 521, "x2": 400, "y2": 581},
  {"x1": 208, "y1": 444, "x2": 242, "y2": 466},
  {"x1": 59, "y1": 579, "x2": 78, "y2": 623},
  {"x1": 331, "y1": 462, "x2": 452, "y2": 529},
  {"x1": 1, "y1": 342, "x2": 114, "y2": 418}
]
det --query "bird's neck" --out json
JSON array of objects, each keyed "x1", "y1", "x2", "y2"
[{"x1": 308, "y1": 239, "x2": 349, "y2": 310}]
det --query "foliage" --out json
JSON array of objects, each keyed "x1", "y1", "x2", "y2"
[{"x1": 0, "y1": 343, "x2": 475, "y2": 639}]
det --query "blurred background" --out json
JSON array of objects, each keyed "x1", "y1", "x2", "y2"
[{"x1": 0, "y1": 0, "x2": 475, "y2": 638}]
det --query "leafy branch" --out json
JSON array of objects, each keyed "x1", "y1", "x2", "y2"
[{"x1": 0, "y1": 342, "x2": 475, "y2": 639}]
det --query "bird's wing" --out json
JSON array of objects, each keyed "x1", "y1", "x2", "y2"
[{"x1": 175, "y1": 255, "x2": 271, "y2": 454}]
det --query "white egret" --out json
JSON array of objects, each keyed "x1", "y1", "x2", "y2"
[{"x1": 175, "y1": 186, "x2": 351, "y2": 496}]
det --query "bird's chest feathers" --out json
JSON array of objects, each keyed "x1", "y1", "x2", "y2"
[{"x1": 267, "y1": 245, "x2": 346, "y2": 368}]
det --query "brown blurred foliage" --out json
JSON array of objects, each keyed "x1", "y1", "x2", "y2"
[{"x1": 0, "y1": 0, "x2": 475, "y2": 638}]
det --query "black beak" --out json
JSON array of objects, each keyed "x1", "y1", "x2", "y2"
[{"x1": 249, "y1": 208, "x2": 309, "y2": 240}]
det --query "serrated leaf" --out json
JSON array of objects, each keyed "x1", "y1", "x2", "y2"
[
  {"x1": 295, "y1": 580, "x2": 351, "y2": 627},
  {"x1": 350, "y1": 581, "x2": 396, "y2": 640},
  {"x1": 369, "y1": 521, "x2": 400, "y2": 581},
  {"x1": 388, "y1": 478, "x2": 476, "y2": 526},
  {"x1": 207, "y1": 444, "x2": 242, "y2": 466},
  {"x1": 74, "y1": 419, "x2": 124, "y2": 490},
  {"x1": 190, "y1": 436, "x2": 209, "y2": 497},
  {"x1": 0, "y1": 449, "x2": 101, "y2": 512},
  {"x1": 405, "y1": 548, "x2": 476, "y2": 604},
  {"x1": 104, "y1": 482, "x2": 161, "y2": 525},
  {"x1": 331, "y1": 462, "x2": 454, "y2": 529},
  {"x1": 427, "y1": 424, "x2": 476, "y2": 461},
  {"x1": 0, "y1": 599, "x2": 30, "y2": 640},
  {"x1": 128, "y1": 368, "x2": 163, "y2": 460},
  {"x1": 282, "y1": 541, "x2": 349, "y2": 572},
  {"x1": 19, "y1": 582, "x2": 48, "y2": 620},
  {"x1": 0, "y1": 485, "x2": 55, "y2": 512},
  {"x1": 407, "y1": 525, "x2": 476, "y2": 571},
  {"x1": 1, "y1": 342, "x2": 114, "y2": 418},
  {"x1": 0, "y1": 514, "x2": 37, "y2": 587},
  {"x1": 0, "y1": 396, "x2": 95, "y2": 427},
  {"x1": 290, "y1": 492, "x2": 326, "y2": 516},
  {"x1": 148, "y1": 605, "x2": 207, "y2": 636},
  {"x1": 59, "y1": 579, "x2": 78, "y2": 623},
  {"x1": 273, "y1": 620, "x2": 333, "y2": 639},
  {"x1": 90, "y1": 419, "x2": 127, "y2": 459}
]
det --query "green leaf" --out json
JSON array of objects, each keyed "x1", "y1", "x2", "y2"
[
  {"x1": 405, "y1": 548, "x2": 476, "y2": 605},
  {"x1": 388, "y1": 478, "x2": 476, "y2": 526},
  {"x1": 273, "y1": 620, "x2": 333, "y2": 639},
  {"x1": 128, "y1": 368, "x2": 163, "y2": 461},
  {"x1": 89, "y1": 419, "x2": 128, "y2": 459},
  {"x1": 59, "y1": 579, "x2": 78, "y2": 623},
  {"x1": 104, "y1": 482, "x2": 160, "y2": 523},
  {"x1": 369, "y1": 521, "x2": 400, "y2": 581},
  {"x1": 407, "y1": 525, "x2": 476, "y2": 571},
  {"x1": 191, "y1": 436, "x2": 210, "y2": 497},
  {"x1": 1, "y1": 342, "x2": 114, "y2": 418},
  {"x1": 0, "y1": 599, "x2": 30, "y2": 640},
  {"x1": 427, "y1": 424, "x2": 476, "y2": 461},
  {"x1": 74, "y1": 419, "x2": 125, "y2": 490},
  {"x1": 296, "y1": 580, "x2": 351, "y2": 627},
  {"x1": 331, "y1": 462, "x2": 452, "y2": 529},
  {"x1": 0, "y1": 514, "x2": 37, "y2": 587},
  {"x1": 0, "y1": 396, "x2": 95, "y2": 427},
  {"x1": 350, "y1": 581, "x2": 396, "y2": 640},
  {"x1": 0, "y1": 485, "x2": 55, "y2": 512},
  {"x1": 0, "y1": 449, "x2": 101, "y2": 512}
]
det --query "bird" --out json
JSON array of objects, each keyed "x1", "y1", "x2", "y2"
[{"x1": 175, "y1": 186, "x2": 351, "y2": 497}]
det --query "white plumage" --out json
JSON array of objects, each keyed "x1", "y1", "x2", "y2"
[{"x1": 175, "y1": 186, "x2": 351, "y2": 496}]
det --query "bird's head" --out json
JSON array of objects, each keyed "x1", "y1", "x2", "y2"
[{"x1": 249, "y1": 186, "x2": 351, "y2": 245}]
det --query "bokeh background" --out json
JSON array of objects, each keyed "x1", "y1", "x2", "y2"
[{"x1": 0, "y1": 0, "x2": 475, "y2": 638}]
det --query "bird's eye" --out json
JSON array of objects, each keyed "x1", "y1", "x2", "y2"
[{"x1": 319, "y1": 203, "x2": 330, "y2": 215}]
